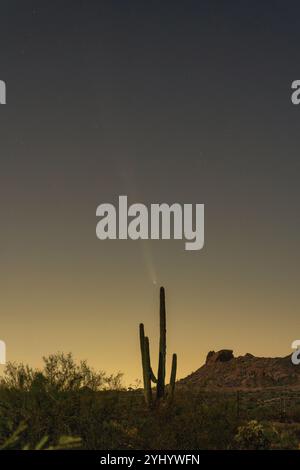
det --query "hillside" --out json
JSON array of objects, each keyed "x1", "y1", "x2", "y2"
[{"x1": 179, "y1": 350, "x2": 300, "y2": 390}]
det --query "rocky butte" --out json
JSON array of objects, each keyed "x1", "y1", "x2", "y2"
[{"x1": 179, "y1": 350, "x2": 300, "y2": 390}]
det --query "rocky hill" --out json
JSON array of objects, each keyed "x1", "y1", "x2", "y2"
[{"x1": 179, "y1": 350, "x2": 300, "y2": 390}]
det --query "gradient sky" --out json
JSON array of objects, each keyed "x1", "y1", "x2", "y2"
[{"x1": 0, "y1": 1, "x2": 300, "y2": 385}]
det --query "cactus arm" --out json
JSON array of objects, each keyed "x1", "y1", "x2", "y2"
[
  {"x1": 139, "y1": 323, "x2": 147, "y2": 388},
  {"x1": 150, "y1": 367, "x2": 157, "y2": 383},
  {"x1": 144, "y1": 336, "x2": 153, "y2": 406},
  {"x1": 139, "y1": 324, "x2": 150, "y2": 402},
  {"x1": 145, "y1": 332, "x2": 157, "y2": 383},
  {"x1": 157, "y1": 287, "x2": 166, "y2": 399},
  {"x1": 169, "y1": 353, "x2": 177, "y2": 401}
]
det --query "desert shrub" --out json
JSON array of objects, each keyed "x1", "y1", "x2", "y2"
[
  {"x1": 1, "y1": 352, "x2": 123, "y2": 392},
  {"x1": 232, "y1": 420, "x2": 276, "y2": 450},
  {"x1": 0, "y1": 383, "x2": 240, "y2": 450},
  {"x1": 0, "y1": 353, "x2": 123, "y2": 448},
  {"x1": 0, "y1": 422, "x2": 81, "y2": 450}
]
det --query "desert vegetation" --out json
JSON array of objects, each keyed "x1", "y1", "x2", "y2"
[
  {"x1": 0, "y1": 353, "x2": 300, "y2": 450},
  {"x1": 0, "y1": 287, "x2": 299, "y2": 450}
]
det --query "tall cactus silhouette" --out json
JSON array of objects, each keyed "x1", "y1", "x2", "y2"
[{"x1": 139, "y1": 286, "x2": 177, "y2": 406}]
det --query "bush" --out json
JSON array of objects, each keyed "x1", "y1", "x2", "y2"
[{"x1": 232, "y1": 420, "x2": 276, "y2": 450}]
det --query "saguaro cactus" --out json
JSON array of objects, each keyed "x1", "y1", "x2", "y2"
[{"x1": 139, "y1": 286, "x2": 177, "y2": 406}]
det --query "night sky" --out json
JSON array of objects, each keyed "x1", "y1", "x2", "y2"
[{"x1": 0, "y1": 1, "x2": 300, "y2": 384}]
